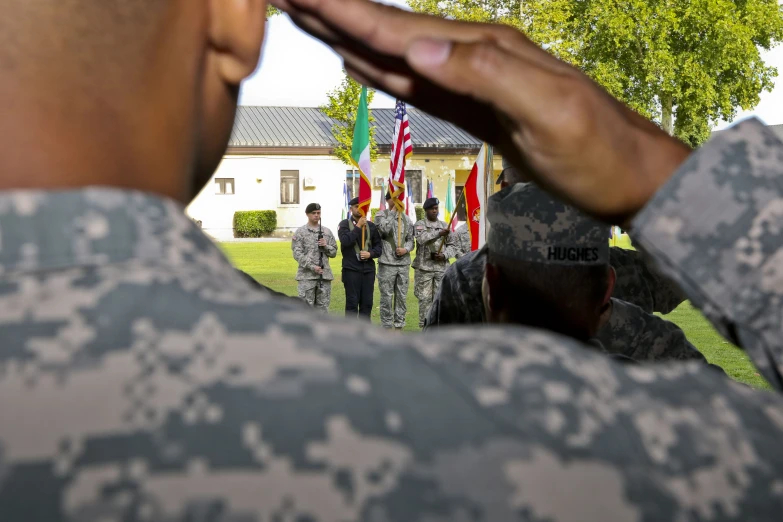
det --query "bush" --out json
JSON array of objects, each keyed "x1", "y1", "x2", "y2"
[
  {"x1": 370, "y1": 208, "x2": 379, "y2": 221},
  {"x1": 234, "y1": 210, "x2": 277, "y2": 238},
  {"x1": 415, "y1": 205, "x2": 425, "y2": 222}
]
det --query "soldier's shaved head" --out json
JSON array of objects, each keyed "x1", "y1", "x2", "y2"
[{"x1": 0, "y1": 0, "x2": 267, "y2": 203}]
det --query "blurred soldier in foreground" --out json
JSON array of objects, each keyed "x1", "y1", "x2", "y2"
[
  {"x1": 482, "y1": 183, "x2": 709, "y2": 363},
  {"x1": 427, "y1": 160, "x2": 686, "y2": 328},
  {"x1": 338, "y1": 197, "x2": 382, "y2": 319},
  {"x1": 374, "y1": 192, "x2": 415, "y2": 330},
  {"x1": 413, "y1": 197, "x2": 457, "y2": 327},
  {"x1": 4, "y1": 0, "x2": 783, "y2": 520},
  {"x1": 292, "y1": 203, "x2": 337, "y2": 312}
]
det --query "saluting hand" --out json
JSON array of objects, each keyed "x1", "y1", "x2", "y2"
[{"x1": 272, "y1": 0, "x2": 691, "y2": 225}]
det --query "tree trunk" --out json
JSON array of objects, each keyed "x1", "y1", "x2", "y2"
[{"x1": 661, "y1": 93, "x2": 674, "y2": 136}]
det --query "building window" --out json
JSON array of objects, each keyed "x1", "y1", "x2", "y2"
[
  {"x1": 345, "y1": 170, "x2": 357, "y2": 202},
  {"x1": 280, "y1": 170, "x2": 300, "y2": 205},
  {"x1": 215, "y1": 178, "x2": 235, "y2": 195},
  {"x1": 455, "y1": 185, "x2": 467, "y2": 221},
  {"x1": 407, "y1": 170, "x2": 423, "y2": 204}
]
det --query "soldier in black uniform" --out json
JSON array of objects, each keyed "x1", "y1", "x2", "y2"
[{"x1": 338, "y1": 197, "x2": 382, "y2": 320}]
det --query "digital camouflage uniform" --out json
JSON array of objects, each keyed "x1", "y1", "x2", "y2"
[
  {"x1": 6, "y1": 119, "x2": 783, "y2": 521},
  {"x1": 412, "y1": 217, "x2": 457, "y2": 327},
  {"x1": 374, "y1": 209, "x2": 415, "y2": 328},
  {"x1": 427, "y1": 185, "x2": 706, "y2": 363},
  {"x1": 608, "y1": 246, "x2": 686, "y2": 314},
  {"x1": 454, "y1": 223, "x2": 471, "y2": 259},
  {"x1": 292, "y1": 222, "x2": 337, "y2": 312}
]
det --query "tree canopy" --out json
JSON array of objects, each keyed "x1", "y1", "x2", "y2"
[
  {"x1": 320, "y1": 74, "x2": 379, "y2": 164},
  {"x1": 409, "y1": 0, "x2": 783, "y2": 145}
]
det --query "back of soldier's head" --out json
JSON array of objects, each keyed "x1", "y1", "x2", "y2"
[
  {"x1": 0, "y1": 0, "x2": 266, "y2": 202},
  {"x1": 483, "y1": 183, "x2": 613, "y2": 340}
]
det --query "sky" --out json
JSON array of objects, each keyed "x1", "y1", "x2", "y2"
[{"x1": 239, "y1": 7, "x2": 783, "y2": 129}]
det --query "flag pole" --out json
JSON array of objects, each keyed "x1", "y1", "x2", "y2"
[{"x1": 437, "y1": 188, "x2": 466, "y2": 254}]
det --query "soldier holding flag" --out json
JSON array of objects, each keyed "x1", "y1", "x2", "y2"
[{"x1": 413, "y1": 197, "x2": 457, "y2": 327}]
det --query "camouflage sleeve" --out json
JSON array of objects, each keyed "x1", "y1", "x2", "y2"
[
  {"x1": 633, "y1": 118, "x2": 783, "y2": 390},
  {"x1": 375, "y1": 211, "x2": 392, "y2": 234},
  {"x1": 598, "y1": 299, "x2": 713, "y2": 366},
  {"x1": 425, "y1": 267, "x2": 460, "y2": 328},
  {"x1": 442, "y1": 229, "x2": 460, "y2": 260},
  {"x1": 404, "y1": 216, "x2": 415, "y2": 253},
  {"x1": 609, "y1": 246, "x2": 687, "y2": 314},
  {"x1": 325, "y1": 228, "x2": 338, "y2": 258},
  {"x1": 416, "y1": 222, "x2": 442, "y2": 245},
  {"x1": 291, "y1": 229, "x2": 310, "y2": 269}
]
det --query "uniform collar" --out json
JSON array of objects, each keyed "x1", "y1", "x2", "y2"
[{"x1": 0, "y1": 187, "x2": 231, "y2": 277}]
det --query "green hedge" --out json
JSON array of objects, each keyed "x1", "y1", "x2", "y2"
[
  {"x1": 371, "y1": 208, "x2": 379, "y2": 221},
  {"x1": 233, "y1": 210, "x2": 277, "y2": 238},
  {"x1": 415, "y1": 205, "x2": 425, "y2": 222}
]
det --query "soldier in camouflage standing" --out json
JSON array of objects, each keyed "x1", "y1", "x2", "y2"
[
  {"x1": 375, "y1": 192, "x2": 415, "y2": 330},
  {"x1": 413, "y1": 197, "x2": 457, "y2": 327},
  {"x1": 292, "y1": 203, "x2": 337, "y2": 312}
]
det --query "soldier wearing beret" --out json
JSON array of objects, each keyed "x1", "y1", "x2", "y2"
[
  {"x1": 291, "y1": 203, "x2": 337, "y2": 312},
  {"x1": 337, "y1": 197, "x2": 382, "y2": 320},
  {"x1": 412, "y1": 197, "x2": 457, "y2": 328}
]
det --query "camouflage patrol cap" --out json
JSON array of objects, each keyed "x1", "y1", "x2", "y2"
[{"x1": 487, "y1": 183, "x2": 609, "y2": 265}]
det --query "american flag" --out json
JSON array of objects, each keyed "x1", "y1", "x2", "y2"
[{"x1": 389, "y1": 100, "x2": 413, "y2": 212}]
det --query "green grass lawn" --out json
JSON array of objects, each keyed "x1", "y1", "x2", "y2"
[{"x1": 222, "y1": 240, "x2": 770, "y2": 390}]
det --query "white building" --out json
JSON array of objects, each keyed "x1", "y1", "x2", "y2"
[{"x1": 187, "y1": 106, "x2": 503, "y2": 241}]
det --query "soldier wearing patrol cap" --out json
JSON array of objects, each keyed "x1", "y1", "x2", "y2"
[
  {"x1": 482, "y1": 182, "x2": 711, "y2": 363},
  {"x1": 412, "y1": 197, "x2": 457, "y2": 328},
  {"x1": 291, "y1": 203, "x2": 337, "y2": 312}
]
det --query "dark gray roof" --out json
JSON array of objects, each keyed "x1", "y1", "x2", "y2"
[{"x1": 229, "y1": 106, "x2": 481, "y2": 150}]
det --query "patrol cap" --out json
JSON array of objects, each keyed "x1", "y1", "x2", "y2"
[
  {"x1": 385, "y1": 192, "x2": 392, "y2": 200},
  {"x1": 349, "y1": 197, "x2": 360, "y2": 206},
  {"x1": 423, "y1": 197, "x2": 439, "y2": 210},
  {"x1": 305, "y1": 203, "x2": 321, "y2": 214},
  {"x1": 486, "y1": 183, "x2": 609, "y2": 265}
]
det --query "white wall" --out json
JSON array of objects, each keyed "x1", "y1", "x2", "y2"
[
  {"x1": 186, "y1": 151, "x2": 502, "y2": 241},
  {"x1": 187, "y1": 155, "x2": 351, "y2": 241}
]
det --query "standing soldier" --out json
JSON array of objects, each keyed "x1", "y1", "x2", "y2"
[
  {"x1": 375, "y1": 192, "x2": 415, "y2": 330},
  {"x1": 292, "y1": 203, "x2": 337, "y2": 312},
  {"x1": 413, "y1": 197, "x2": 457, "y2": 327},
  {"x1": 338, "y1": 197, "x2": 383, "y2": 320}
]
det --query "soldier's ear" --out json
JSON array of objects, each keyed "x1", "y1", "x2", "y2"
[
  {"x1": 603, "y1": 266, "x2": 616, "y2": 307},
  {"x1": 483, "y1": 263, "x2": 500, "y2": 319}
]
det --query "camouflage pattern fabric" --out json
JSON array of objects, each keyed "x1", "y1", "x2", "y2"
[
  {"x1": 633, "y1": 117, "x2": 783, "y2": 390},
  {"x1": 5, "y1": 115, "x2": 783, "y2": 521},
  {"x1": 375, "y1": 210, "x2": 414, "y2": 328},
  {"x1": 425, "y1": 248, "x2": 487, "y2": 328},
  {"x1": 377, "y1": 264, "x2": 409, "y2": 328},
  {"x1": 428, "y1": 244, "x2": 688, "y2": 329},
  {"x1": 374, "y1": 209, "x2": 414, "y2": 266},
  {"x1": 609, "y1": 246, "x2": 686, "y2": 314},
  {"x1": 454, "y1": 223, "x2": 471, "y2": 259},
  {"x1": 297, "y1": 279, "x2": 332, "y2": 313},
  {"x1": 414, "y1": 269, "x2": 445, "y2": 328},
  {"x1": 412, "y1": 218, "x2": 457, "y2": 272},
  {"x1": 486, "y1": 183, "x2": 609, "y2": 265},
  {"x1": 596, "y1": 298, "x2": 708, "y2": 363},
  {"x1": 292, "y1": 223, "x2": 337, "y2": 281}
]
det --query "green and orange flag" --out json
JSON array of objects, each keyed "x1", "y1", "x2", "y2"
[{"x1": 350, "y1": 86, "x2": 372, "y2": 218}]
